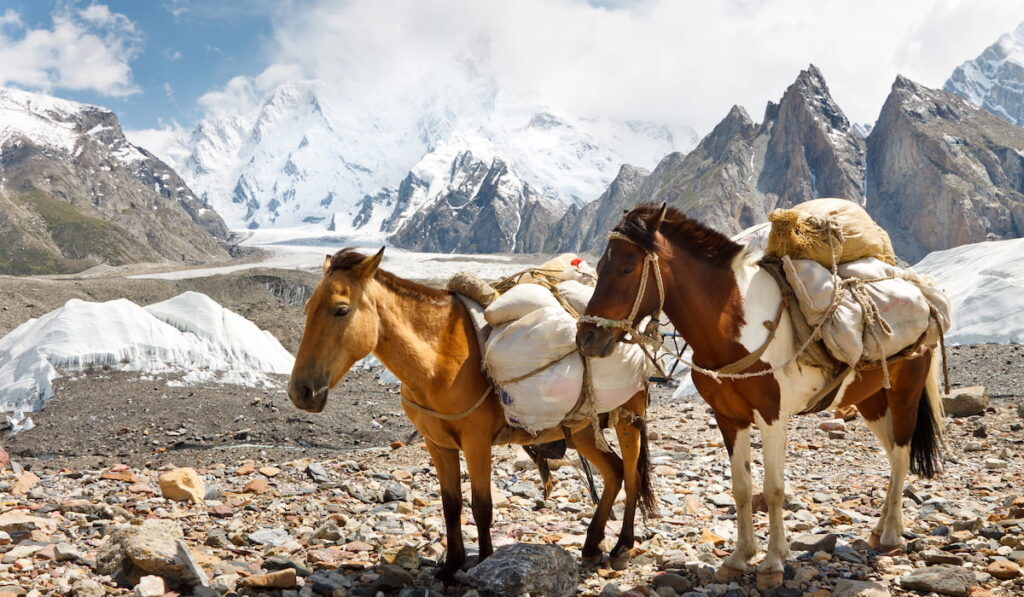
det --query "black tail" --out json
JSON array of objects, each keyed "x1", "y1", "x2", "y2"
[
  {"x1": 635, "y1": 418, "x2": 656, "y2": 517},
  {"x1": 909, "y1": 385, "x2": 942, "y2": 478}
]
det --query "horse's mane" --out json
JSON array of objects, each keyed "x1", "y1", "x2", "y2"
[
  {"x1": 614, "y1": 204, "x2": 745, "y2": 269},
  {"x1": 328, "y1": 248, "x2": 453, "y2": 306}
]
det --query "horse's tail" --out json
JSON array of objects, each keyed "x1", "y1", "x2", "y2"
[
  {"x1": 910, "y1": 349, "x2": 945, "y2": 478},
  {"x1": 635, "y1": 418, "x2": 657, "y2": 518}
]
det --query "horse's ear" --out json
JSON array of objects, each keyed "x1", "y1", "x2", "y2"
[
  {"x1": 355, "y1": 247, "x2": 385, "y2": 279},
  {"x1": 651, "y1": 202, "x2": 668, "y2": 233},
  {"x1": 322, "y1": 254, "x2": 332, "y2": 275}
]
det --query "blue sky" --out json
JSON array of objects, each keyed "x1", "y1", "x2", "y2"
[{"x1": 0, "y1": 0, "x2": 277, "y2": 129}]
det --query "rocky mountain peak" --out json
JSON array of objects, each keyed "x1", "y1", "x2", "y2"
[{"x1": 867, "y1": 75, "x2": 1024, "y2": 261}]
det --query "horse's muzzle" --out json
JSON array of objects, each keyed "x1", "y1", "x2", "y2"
[
  {"x1": 576, "y1": 324, "x2": 617, "y2": 358},
  {"x1": 288, "y1": 379, "x2": 329, "y2": 413}
]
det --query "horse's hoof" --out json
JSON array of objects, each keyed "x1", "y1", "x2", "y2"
[
  {"x1": 755, "y1": 570, "x2": 784, "y2": 590},
  {"x1": 867, "y1": 530, "x2": 882, "y2": 548},
  {"x1": 581, "y1": 554, "x2": 604, "y2": 568},
  {"x1": 714, "y1": 563, "x2": 747, "y2": 583},
  {"x1": 608, "y1": 552, "x2": 629, "y2": 571},
  {"x1": 435, "y1": 564, "x2": 460, "y2": 584}
]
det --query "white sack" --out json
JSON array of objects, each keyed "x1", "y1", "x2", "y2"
[
  {"x1": 484, "y1": 307, "x2": 583, "y2": 432},
  {"x1": 485, "y1": 284, "x2": 561, "y2": 326},
  {"x1": 555, "y1": 280, "x2": 594, "y2": 314},
  {"x1": 591, "y1": 341, "x2": 650, "y2": 413}
]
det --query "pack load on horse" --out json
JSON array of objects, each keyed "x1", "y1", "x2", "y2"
[
  {"x1": 289, "y1": 248, "x2": 655, "y2": 581},
  {"x1": 578, "y1": 202, "x2": 949, "y2": 590}
]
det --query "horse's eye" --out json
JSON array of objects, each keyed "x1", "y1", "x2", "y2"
[
  {"x1": 334, "y1": 305, "x2": 350, "y2": 317},
  {"x1": 622, "y1": 265, "x2": 636, "y2": 275}
]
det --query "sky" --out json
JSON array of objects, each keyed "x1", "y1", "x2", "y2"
[{"x1": 2, "y1": 0, "x2": 1024, "y2": 143}]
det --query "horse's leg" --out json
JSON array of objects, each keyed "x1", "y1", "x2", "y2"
[
  {"x1": 425, "y1": 440, "x2": 465, "y2": 581},
  {"x1": 463, "y1": 434, "x2": 494, "y2": 564},
  {"x1": 574, "y1": 425, "x2": 624, "y2": 567},
  {"x1": 870, "y1": 356, "x2": 933, "y2": 550},
  {"x1": 856, "y1": 389, "x2": 901, "y2": 549},
  {"x1": 715, "y1": 420, "x2": 756, "y2": 582},
  {"x1": 755, "y1": 416, "x2": 789, "y2": 591},
  {"x1": 522, "y1": 445, "x2": 555, "y2": 499},
  {"x1": 606, "y1": 392, "x2": 654, "y2": 569}
]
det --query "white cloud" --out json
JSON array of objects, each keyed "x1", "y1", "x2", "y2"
[
  {"x1": 126, "y1": 120, "x2": 189, "y2": 165},
  {"x1": 211, "y1": 0, "x2": 1024, "y2": 133},
  {"x1": 0, "y1": 9, "x2": 21, "y2": 28},
  {"x1": 0, "y1": 3, "x2": 142, "y2": 97},
  {"x1": 164, "y1": 48, "x2": 183, "y2": 60}
]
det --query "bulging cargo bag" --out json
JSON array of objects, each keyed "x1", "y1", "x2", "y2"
[
  {"x1": 481, "y1": 280, "x2": 651, "y2": 434},
  {"x1": 767, "y1": 198, "x2": 897, "y2": 268},
  {"x1": 782, "y1": 256, "x2": 951, "y2": 369}
]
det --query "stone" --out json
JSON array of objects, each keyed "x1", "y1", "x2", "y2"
[
  {"x1": 985, "y1": 458, "x2": 1009, "y2": 470},
  {"x1": 464, "y1": 543, "x2": 577, "y2": 597},
  {"x1": 11, "y1": 472, "x2": 39, "y2": 496},
  {"x1": 818, "y1": 419, "x2": 847, "y2": 432},
  {"x1": 942, "y1": 386, "x2": 988, "y2": 417},
  {"x1": 899, "y1": 565, "x2": 976, "y2": 597},
  {"x1": 600, "y1": 583, "x2": 624, "y2": 597},
  {"x1": 306, "y1": 463, "x2": 330, "y2": 483},
  {"x1": 133, "y1": 576, "x2": 165, "y2": 597},
  {"x1": 158, "y1": 468, "x2": 205, "y2": 503},
  {"x1": 791, "y1": 533, "x2": 837, "y2": 553},
  {"x1": 95, "y1": 520, "x2": 199, "y2": 588},
  {"x1": 922, "y1": 550, "x2": 965, "y2": 566},
  {"x1": 312, "y1": 522, "x2": 345, "y2": 542},
  {"x1": 265, "y1": 555, "x2": 313, "y2": 577},
  {"x1": 382, "y1": 484, "x2": 409, "y2": 502},
  {"x1": 70, "y1": 579, "x2": 106, "y2": 597},
  {"x1": 259, "y1": 466, "x2": 281, "y2": 477},
  {"x1": 243, "y1": 478, "x2": 270, "y2": 494},
  {"x1": 832, "y1": 579, "x2": 890, "y2": 597},
  {"x1": 0, "y1": 445, "x2": 8, "y2": 469},
  {"x1": 652, "y1": 572, "x2": 693, "y2": 593},
  {"x1": 381, "y1": 544, "x2": 420, "y2": 570},
  {"x1": 239, "y1": 568, "x2": 298, "y2": 588},
  {"x1": 248, "y1": 527, "x2": 291, "y2": 547},
  {"x1": 0, "y1": 510, "x2": 57, "y2": 534},
  {"x1": 986, "y1": 559, "x2": 1020, "y2": 579}
]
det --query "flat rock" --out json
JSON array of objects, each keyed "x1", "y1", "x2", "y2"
[
  {"x1": 899, "y1": 565, "x2": 976, "y2": 597},
  {"x1": 986, "y1": 560, "x2": 1020, "y2": 579},
  {"x1": 791, "y1": 533, "x2": 838, "y2": 552},
  {"x1": 248, "y1": 527, "x2": 291, "y2": 547},
  {"x1": 133, "y1": 576, "x2": 165, "y2": 597},
  {"x1": 239, "y1": 568, "x2": 297, "y2": 588},
  {"x1": 95, "y1": 519, "x2": 196, "y2": 588},
  {"x1": 465, "y1": 543, "x2": 577, "y2": 597},
  {"x1": 942, "y1": 386, "x2": 988, "y2": 417}
]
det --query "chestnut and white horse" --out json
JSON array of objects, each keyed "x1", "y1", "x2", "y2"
[{"x1": 577, "y1": 204, "x2": 944, "y2": 590}]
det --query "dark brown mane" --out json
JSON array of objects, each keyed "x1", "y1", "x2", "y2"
[
  {"x1": 328, "y1": 248, "x2": 453, "y2": 305},
  {"x1": 614, "y1": 204, "x2": 744, "y2": 269}
]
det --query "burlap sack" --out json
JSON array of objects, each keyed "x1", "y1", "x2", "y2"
[{"x1": 767, "y1": 198, "x2": 896, "y2": 268}]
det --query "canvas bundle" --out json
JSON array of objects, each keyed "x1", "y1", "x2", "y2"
[
  {"x1": 482, "y1": 281, "x2": 649, "y2": 433},
  {"x1": 766, "y1": 198, "x2": 896, "y2": 268},
  {"x1": 783, "y1": 256, "x2": 951, "y2": 367}
]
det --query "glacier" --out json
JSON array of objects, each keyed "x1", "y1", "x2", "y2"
[{"x1": 0, "y1": 292, "x2": 295, "y2": 428}]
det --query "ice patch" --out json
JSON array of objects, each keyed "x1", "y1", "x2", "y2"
[
  {"x1": 0, "y1": 292, "x2": 295, "y2": 421},
  {"x1": 915, "y1": 238, "x2": 1024, "y2": 344}
]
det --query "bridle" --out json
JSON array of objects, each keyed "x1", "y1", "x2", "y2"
[{"x1": 578, "y1": 231, "x2": 667, "y2": 373}]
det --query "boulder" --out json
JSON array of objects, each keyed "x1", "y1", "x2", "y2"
[
  {"x1": 134, "y1": 576, "x2": 165, "y2": 597},
  {"x1": 791, "y1": 533, "x2": 838, "y2": 552},
  {"x1": 942, "y1": 386, "x2": 988, "y2": 417},
  {"x1": 465, "y1": 543, "x2": 577, "y2": 597},
  {"x1": 158, "y1": 468, "x2": 205, "y2": 503},
  {"x1": 95, "y1": 520, "x2": 201, "y2": 588},
  {"x1": 899, "y1": 565, "x2": 976, "y2": 597}
]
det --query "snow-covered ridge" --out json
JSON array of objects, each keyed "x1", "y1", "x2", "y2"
[
  {"x1": 944, "y1": 22, "x2": 1024, "y2": 126},
  {"x1": 0, "y1": 292, "x2": 295, "y2": 427},
  {"x1": 156, "y1": 79, "x2": 696, "y2": 237}
]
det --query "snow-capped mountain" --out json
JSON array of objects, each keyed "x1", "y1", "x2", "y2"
[
  {"x1": 944, "y1": 21, "x2": 1024, "y2": 127},
  {"x1": 0, "y1": 87, "x2": 229, "y2": 274},
  {"x1": 160, "y1": 79, "x2": 696, "y2": 242}
]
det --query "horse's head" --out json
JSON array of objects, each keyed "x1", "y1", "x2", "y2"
[
  {"x1": 289, "y1": 248, "x2": 385, "y2": 412},
  {"x1": 577, "y1": 204, "x2": 668, "y2": 358}
]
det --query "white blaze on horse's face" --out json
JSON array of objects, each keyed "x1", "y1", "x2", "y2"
[{"x1": 288, "y1": 249, "x2": 383, "y2": 413}]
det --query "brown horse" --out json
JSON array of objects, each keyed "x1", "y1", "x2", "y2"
[
  {"x1": 577, "y1": 205, "x2": 944, "y2": 590},
  {"x1": 288, "y1": 247, "x2": 654, "y2": 580}
]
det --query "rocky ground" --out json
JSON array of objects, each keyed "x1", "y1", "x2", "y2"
[
  {"x1": 1, "y1": 355, "x2": 1022, "y2": 597},
  {"x1": 1, "y1": 269, "x2": 1022, "y2": 597}
]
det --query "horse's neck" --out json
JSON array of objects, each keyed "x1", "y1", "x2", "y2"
[
  {"x1": 662, "y1": 247, "x2": 751, "y2": 367},
  {"x1": 369, "y1": 281, "x2": 473, "y2": 397}
]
